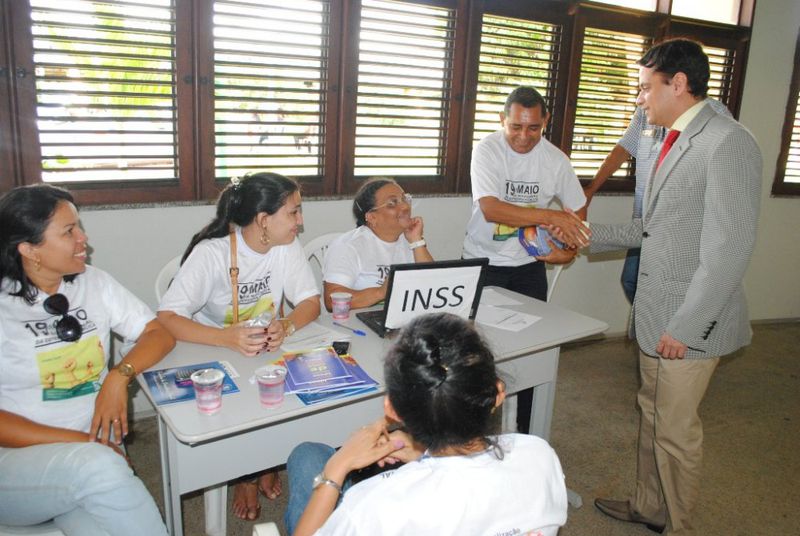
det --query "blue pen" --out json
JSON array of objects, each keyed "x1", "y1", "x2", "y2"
[{"x1": 332, "y1": 321, "x2": 366, "y2": 337}]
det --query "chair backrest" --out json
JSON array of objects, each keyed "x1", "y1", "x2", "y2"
[
  {"x1": 154, "y1": 254, "x2": 183, "y2": 303},
  {"x1": 303, "y1": 232, "x2": 343, "y2": 282},
  {"x1": 546, "y1": 264, "x2": 564, "y2": 302},
  {"x1": 303, "y1": 232, "x2": 344, "y2": 308}
]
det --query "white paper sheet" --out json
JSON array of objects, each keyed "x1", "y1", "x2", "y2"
[
  {"x1": 281, "y1": 322, "x2": 350, "y2": 352},
  {"x1": 475, "y1": 304, "x2": 541, "y2": 331}
]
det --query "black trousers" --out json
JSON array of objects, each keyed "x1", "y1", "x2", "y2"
[{"x1": 483, "y1": 261, "x2": 548, "y2": 435}]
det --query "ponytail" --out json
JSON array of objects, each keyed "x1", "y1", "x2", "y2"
[{"x1": 181, "y1": 173, "x2": 299, "y2": 264}]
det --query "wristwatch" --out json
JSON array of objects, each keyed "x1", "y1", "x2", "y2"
[
  {"x1": 408, "y1": 238, "x2": 426, "y2": 250},
  {"x1": 312, "y1": 472, "x2": 342, "y2": 495},
  {"x1": 280, "y1": 318, "x2": 296, "y2": 337},
  {"x1": 115, "y1": 362, "x2": 136, "y2": 381}
]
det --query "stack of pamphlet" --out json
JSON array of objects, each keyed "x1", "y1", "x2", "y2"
[
  {"x1": 142, "y1": 360, "x2": 239, "y2": 406},
  {"x1": 275, "y1": 346, "x2": 378, "y2": 406}
]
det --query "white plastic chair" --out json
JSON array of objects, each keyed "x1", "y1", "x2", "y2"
[
  {"x1": 546, "y1": 264, "x2": 564, "y2": 302},
  {"x1": 303, "y1": 232, "x2": 343, "y2": 308},
  {"x1": 154, "y1": 254, "x2": 182, "y2": 303}
]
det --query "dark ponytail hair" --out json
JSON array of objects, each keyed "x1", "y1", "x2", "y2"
[
  {"x1": 181, "y1": 172, "x2": 299, "y2": 264},
  {"x1": 0, "y1": 184, "x2": 76, "y2": 304},
  {"x1": 384, "y1": 313, "x2": 501, "y2": 454},
  {"x1": 352, "y1": 177, "x2": 397, "y2": 227}
]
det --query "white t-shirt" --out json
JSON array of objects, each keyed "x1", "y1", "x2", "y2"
[
  {"x1": 0, "y1": 266, "x2": 154, "y2": 433},
  {"x1": 463, "y1": 131, "x2": 586, "y2": 267},
  {"x1": 316, "y1": 434, "x2": 567, "y2": 536},
  {"x1": 158, "y1": 230, "x2": 319, "y2": 326},
  {"x1": 323, "y1": 226, "x2": 414, "y2": 290}
]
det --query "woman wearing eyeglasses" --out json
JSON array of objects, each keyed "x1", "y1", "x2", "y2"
[
  {"x1": 0, "y1": 185, "x2": 174, "y2": 535},
  {"x1": 283, "y1": 313, "x2": 568, "y2": 536},
  {"x1": 322, "y1": 178, "x2": 433, "y2": 311},
  {"x1": 157, "y1": 172, "x2": 321, "y2": 520}
]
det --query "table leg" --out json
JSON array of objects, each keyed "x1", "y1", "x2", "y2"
[
  {"x1": 159, "y1": 417, "x2": 184, "y2": 535},
  {"x1": 204, "y1": 484, "x2": 227, "y2": 536}
]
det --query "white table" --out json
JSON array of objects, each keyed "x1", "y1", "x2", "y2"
[{"x1": 138, "y1": 288, "x2": 607, "y2": 535}]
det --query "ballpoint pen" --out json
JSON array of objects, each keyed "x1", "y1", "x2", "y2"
[{"x1": 332, "y1": 321, "x2": 366, "y2": 337}]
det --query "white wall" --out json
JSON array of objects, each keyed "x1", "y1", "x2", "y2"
[{"x1": 77, "y1": 0, "x2": 800, "y2": 414}]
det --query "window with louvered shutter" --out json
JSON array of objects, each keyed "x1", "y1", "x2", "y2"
[
  {"x1": 773, "y1": 30, "x2": 800, "y2": 195},
  {"x1": 353, "y1": 0, "x2": 455, "y2": 178},
  {"x1": 213, "y1": 0, "x2": 329, "y2": 180},
  {"x1": 782, "y1": 95, "x2": 800, "y2": 183},
  {"x1": 473, "y1": 14, "x2": 562, "y2": 144},
  {"x1": 570, "y1": 28, "x2": 650, "y2": 179},
  {"x1": 29, "y1": 0, "x2": 177, "y2": 184},
  {"x1": 704, "y1": 44, "x2": 734, "y2": 108}
]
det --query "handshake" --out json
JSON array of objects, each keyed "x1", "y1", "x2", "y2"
[{"x1": 523, "y1": 209, "x2": 590, "y2": 264}]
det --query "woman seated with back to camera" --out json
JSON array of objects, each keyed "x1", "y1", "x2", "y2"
[
  {"x1": 322, "y1": 177, "x2": 433, "y2": 311},
  {"x1": 0, "y1": 184, "x2": 174, "y2": 535},
  {"x1": 157, "y1": 172, "x2": 320, "y2": 521},
  {"x1": 283, "y1": 313, "x2": 568, "y2": 536}
]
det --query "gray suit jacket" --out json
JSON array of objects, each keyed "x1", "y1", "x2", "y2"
[{"x1": 591, "y1": 103, "x2": 762, "y2": 358}]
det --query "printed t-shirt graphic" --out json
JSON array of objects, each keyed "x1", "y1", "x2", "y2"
[
  {"x1": 24, "y1": 306, "x2": 103, "y2": 401},
  {"x1": 493, "y1": 179, "x2": 541, "y2": 242},
  {"x1": 223, "y1": 272, "x2": 276, "y2": 326}
]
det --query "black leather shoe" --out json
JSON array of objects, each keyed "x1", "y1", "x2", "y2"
[{"x1": 594, "y1": 498, "x2": 666, "y2": 533}]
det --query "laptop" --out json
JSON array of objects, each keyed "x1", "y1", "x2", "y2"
[{"x1": 355, "y1": 258, "x2": 489, "y2": 338}]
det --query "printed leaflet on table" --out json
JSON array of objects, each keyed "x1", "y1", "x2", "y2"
[
  {"x1": 275, "y1": 347, "x2": 378, "y2": 405},
  {"x1": 142, "y1": 360, "x2": 239, "y2": 405}
]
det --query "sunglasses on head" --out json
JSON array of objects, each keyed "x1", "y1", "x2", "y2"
[{"x1": 43, "y1": 293, "x2": 83, "y2": 342}]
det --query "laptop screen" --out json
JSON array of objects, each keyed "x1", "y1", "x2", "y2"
[{"x1": 383, "y1": 258, "x2": 489, "y2": 331}]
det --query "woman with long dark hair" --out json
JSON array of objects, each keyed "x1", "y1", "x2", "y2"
[
  {"x1": 0, "y1": 184, "x2": 174, "y2": 534},
  {"x1": 158, "y1": 172, "x2": 320, "y2": 520},
  {"x1": 322, "y1": 177, "x2": 433, "y2": 311},
  {"x1": 284, "y1": 313, "x2": 568, "y2": 535}
]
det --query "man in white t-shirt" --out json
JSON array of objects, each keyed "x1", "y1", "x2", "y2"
[{"x1": 462, "y1": 86, "x2": 589, "y2": 433}]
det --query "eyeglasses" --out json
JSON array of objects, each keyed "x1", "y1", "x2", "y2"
[
  {"x1": 369, "y1": 193, "x2": 412, "y2": 212},
  {"x1": 43, "y1": 293, "x2": 83, "y2": 342}
]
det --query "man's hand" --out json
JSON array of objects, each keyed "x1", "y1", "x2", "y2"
[
  {"x1": 534, "y1": 240, "x2": 577, "y2": 265},
  {"x1": 656, "y1": 332, "x2": 687, "y2": 359},
  {"x1": 545, "y1": 209, "x2": 590, "y2": 248}
]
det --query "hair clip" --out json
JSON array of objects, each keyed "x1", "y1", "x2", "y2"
[{"x1": 230, "y1": 176, "x2": 241, "y2": 189}]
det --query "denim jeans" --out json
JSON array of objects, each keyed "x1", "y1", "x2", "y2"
[
  {"x1": 284, "y1": 442, "x2": 355, "y2": 536},
  {"x1": 621, "y1": 248, "x2": 641, "y2": 305},
  {"x1": 0, "y1": 442, "x2": 167, "y2": 536}
]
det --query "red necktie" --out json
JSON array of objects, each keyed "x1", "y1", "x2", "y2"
[{"x1": 656, "y1": 129, "x2": 680, "y2": 170}]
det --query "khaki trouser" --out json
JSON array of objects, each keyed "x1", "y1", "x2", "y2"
[{"x1": 632, "y1": 351, "x2": 719, "y2": 535}]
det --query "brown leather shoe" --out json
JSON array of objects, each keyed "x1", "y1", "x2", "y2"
[{"x1": 594, "y1": 498, "x2": 665, "y2": 533}]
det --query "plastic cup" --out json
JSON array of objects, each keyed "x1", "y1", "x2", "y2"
[
  {"x1": 255, "y1": 365, "x2": 287, "y2": 408},
  {"x1": 190, "y1": 368, "x2": 225, "y2": 415},
  {"x1": 330, "y1": 292, "x2": 353, "y2": 320}
]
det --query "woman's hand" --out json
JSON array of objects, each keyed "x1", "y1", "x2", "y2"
[
  {"x1": 264, "y1": 319, "x2": 286, "y2": 352},
  {"x1": 377, "y1": 429, "x2": 425, "y2": 467},
  {"x1": 221, "y1": 324, "x2": 270, "y2": 356},
  {"x1": 323, "y1": 419, "x2": 406, "y2": 484},
  {"x1": 403, "y1": 216, "x2": 425, "y2": 242},
  {"x1": 90, "y1": 372, "x2": 129, "y2": 445}
]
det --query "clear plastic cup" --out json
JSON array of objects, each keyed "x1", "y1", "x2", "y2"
[
  {"x1": 190, "y1": 368, "x2": 225, "y2": 415},
  {"x1": 330, "y1": 292, "x2": 353, "y2": 320},
  {"x1": 255, "y1": 365, "x2": 287, "y2": 408}
]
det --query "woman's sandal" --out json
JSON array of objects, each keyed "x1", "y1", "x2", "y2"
[
  {"x1": 257, "y1": 471, "x2": 282, "y2": 500},
  {"x1": 232, "y1": 480, "x2": 261, "y2": 521}
]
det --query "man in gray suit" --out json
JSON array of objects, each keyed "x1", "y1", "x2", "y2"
[{"x1": 590, "y1": 39, "x2": 762, "y2": 535}]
